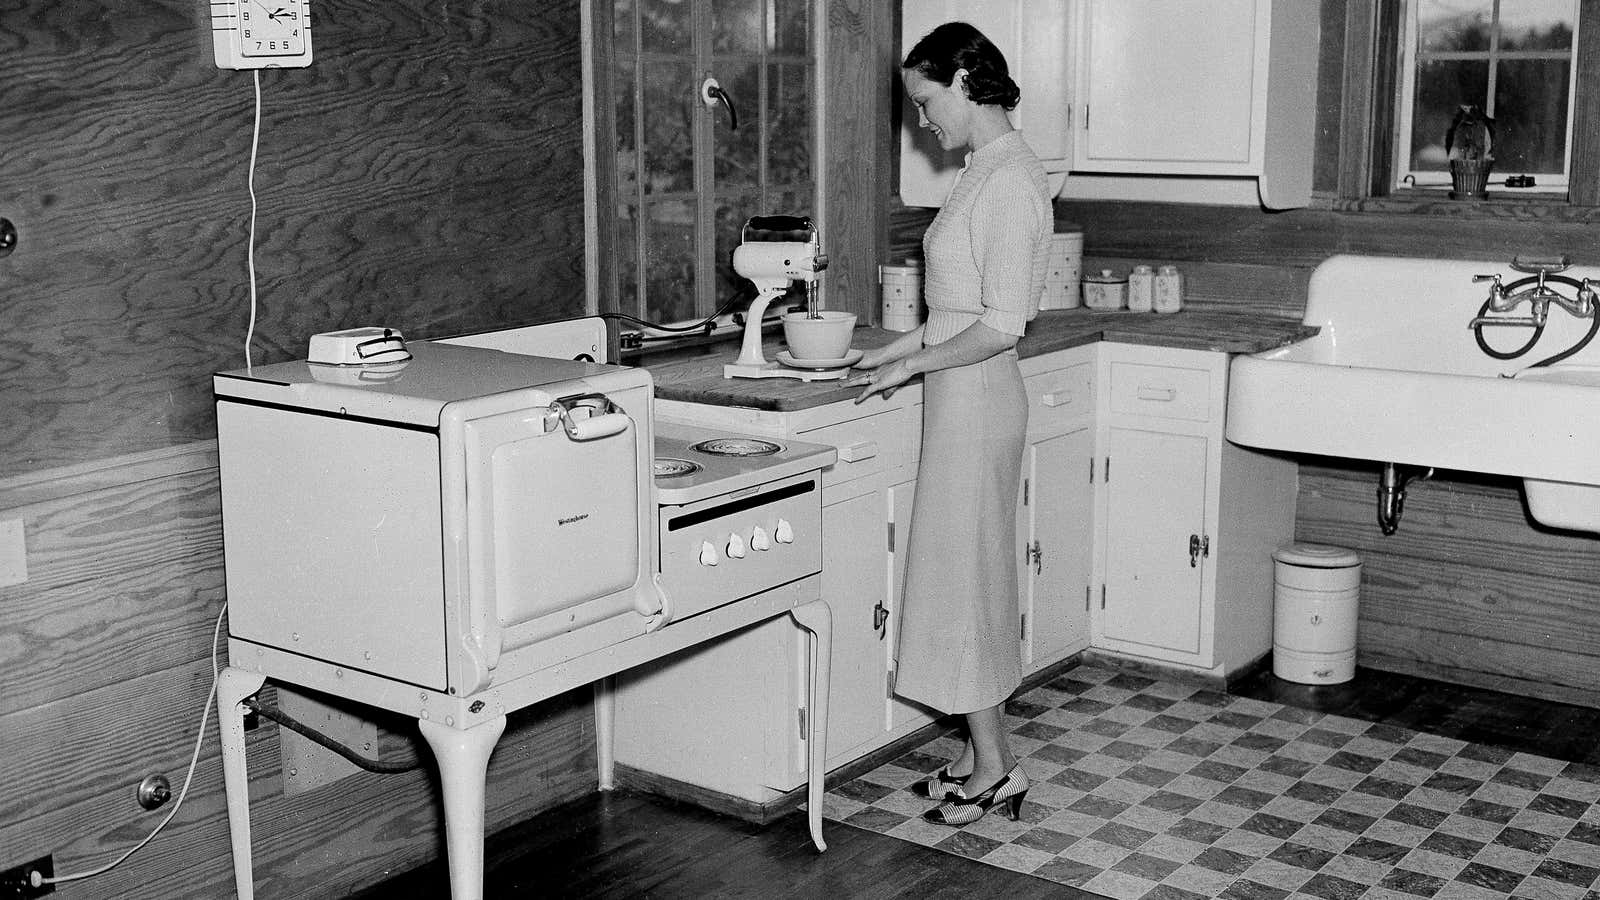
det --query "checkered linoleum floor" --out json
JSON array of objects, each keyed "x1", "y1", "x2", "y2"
[{"x1": 822, "y1": 665, "x2": 1600, "y2": 900}]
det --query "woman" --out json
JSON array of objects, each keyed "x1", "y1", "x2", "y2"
[{"x1": 848, "y1": 21, "x2": 1052, "y2": 826}]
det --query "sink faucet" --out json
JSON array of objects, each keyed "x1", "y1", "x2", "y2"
[{"x1": 1468, "y1": 256, "x2": 1596, "y2": 329}]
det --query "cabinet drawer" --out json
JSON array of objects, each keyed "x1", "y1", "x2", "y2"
[
  {"x1": 1109, "y1": 361, "x2": 1212, "y2": 422},
  {"x1": 799, "y1": 406, "x2": 914, "y2": 488},
  {"x1": 1025, "y1": 363, "x2": 1092, "y2": 436}
]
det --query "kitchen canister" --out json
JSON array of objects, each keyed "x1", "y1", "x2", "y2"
[
  {"x1": 1154, "y1": 264, "x2": 1185, "y2": 313},
  {"x1": 1083, "y1": 268, "x2": 1128, "y2": 310},
  {"x1": 1127, "y1": 265, "x2": 1155, "y2": 312},
  {"x1": 1040, "y1": 226, "x2": 1083, "y2": 310},
  {"x1": 1272, "y1": 543, "x2": 1362, "y2": 685},
  {"x1": 879, "y1": 259, "x2": 924, "y2": 332}
]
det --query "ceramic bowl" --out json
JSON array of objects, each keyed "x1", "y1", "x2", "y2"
[{"x1": 782, "y1": 311, "x2": 857, "y2": 361}]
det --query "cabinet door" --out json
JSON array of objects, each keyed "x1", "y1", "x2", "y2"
[
  {"x1": 1077, "y1": 0, "x2": 1268, "y2": 175},
  {"x1": 887, "y1": 477, "x2": 934, "y2": 731},
  {"x1": 1100, "y1": 425, "x2": 1209, "y2": 656},
  {"x1": 900, "y1": 0, "x2": 1072, "y2": 206},
  {"x1": 822, "y1": 487, "x2": 894, "y2": 764},
  {"x1": 1018, "y1": 425, "x2": 1094, "y2": 671}
]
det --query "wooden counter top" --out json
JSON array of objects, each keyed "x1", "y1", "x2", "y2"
[{"x1": 646, "y1": 308, "x2": 1317, "y2": 412}]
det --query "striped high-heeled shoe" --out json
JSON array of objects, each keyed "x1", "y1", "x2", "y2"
[
  {"x1": 922, "y1": 764, "x2": 1029, "y2": 826},
  {"x1": 910, "y1": 764, "x2": 969, "y2": 799}
]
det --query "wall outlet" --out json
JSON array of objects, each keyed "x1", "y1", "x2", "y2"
[
  {"x1": 0, "y1": 853, "x2": 54, "y2": 897},
  {"x1": 0, "y1": 519, "x2": 25, "y2": 588}
]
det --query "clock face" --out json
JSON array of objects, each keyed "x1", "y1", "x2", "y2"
[{"x1": 240, "y1": 0, "x2": 308, "y2": 57}]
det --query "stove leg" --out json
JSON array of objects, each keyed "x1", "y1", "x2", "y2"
[
  {"x1": 418, "y1": 715, "x2": 508, "y2": 900},
  {"x1": 789, "y1": 600, "x2": 832, "y2": 852},
  {"x1": 593, "y1": 677, "x2": 616, "y2": 790},
  {"x1": 217, "y1": 667, "x2": 267, "y2": 900}
]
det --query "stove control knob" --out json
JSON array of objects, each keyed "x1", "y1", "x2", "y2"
[
  {"x1": 775, "y1": 518, "x2": 794, "y2": 544},
  {"x1": 750, "y1": 525, "x2": 771, "y2": 551},
  {"x1": 727, "y1": 532, "x2": 748, "y2": 559},
  {"x1": 699, "y1": 541, "x2": 719, "y2": 567}
]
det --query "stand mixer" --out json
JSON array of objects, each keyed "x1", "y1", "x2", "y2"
[{"x1": 723, "y1": 215, "x2": 840, "y2": 381}]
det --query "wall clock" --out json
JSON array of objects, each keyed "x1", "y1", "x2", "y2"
[{"x1": 212, "y1": 0, "x2": 313, "y2": 69}]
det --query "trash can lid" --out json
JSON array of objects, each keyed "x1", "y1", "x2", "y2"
[{"x1": 1273, "y1": 542, "x2": 1361, "y2": 568}]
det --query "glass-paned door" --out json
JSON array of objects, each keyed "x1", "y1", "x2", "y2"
[
  {"x1": 1396, "y1": 0, "x2": 1579, "y2": 189},
  {"x1": 606, "y1": 0, "x2": 815, "y2": 327}
]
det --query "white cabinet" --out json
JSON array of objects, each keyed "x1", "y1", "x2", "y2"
[
  {"x1": 1017, "y1": 353, "x2": 1096, "y2": 672},
  {"x1": 1069, "y1": 0, "x2": 1317, "y2": 208},
  {"x1": 1092, "y1": 343, "x2": 1298, "y2": 675},
  {"x1": 899, "y1": 0, "x2": 1072, "y2": 207},
  {"x1": 899, "y1": 0, "x2": 1318, "y2": 209}
]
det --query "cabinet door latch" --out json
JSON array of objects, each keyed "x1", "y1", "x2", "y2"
[
  {"x1": 1189, "y1": 533, "x2": 1211, "y2": 567},
  {"x1": 873, "y1": 602, "x2": 889, "y2": 638}
]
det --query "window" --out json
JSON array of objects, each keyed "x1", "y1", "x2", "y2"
[{"x1": 594, "y1": 0, "x2": 817, "y2": 329}]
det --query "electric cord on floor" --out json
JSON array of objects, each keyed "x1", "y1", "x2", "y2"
[
  {"x1": 241, "y1": 698, "x2": 421, "y2": 774},
  {"x1": 29, "y1": 604, "x2": 229, "y2": 890}
]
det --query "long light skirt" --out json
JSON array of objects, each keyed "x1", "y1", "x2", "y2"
[{"x1": 894, "y1": 350, "x2": 1027, "y2": 715}]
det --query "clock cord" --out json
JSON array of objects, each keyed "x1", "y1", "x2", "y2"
[{"x1": 244, "y1": 70, "x2": 262, "y2": 375}]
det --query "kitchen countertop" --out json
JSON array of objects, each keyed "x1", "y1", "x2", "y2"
[{"x1": 646, "y1": 308, "x2": 1317, "y2": 412}]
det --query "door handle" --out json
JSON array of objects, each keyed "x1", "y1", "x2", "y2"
[
  {"x1": 701, "y1": 76, "x2": 739, "y2": 131},
  {"x1": 1189, "y1": 534, "x2": 1200, "y2": 567}
]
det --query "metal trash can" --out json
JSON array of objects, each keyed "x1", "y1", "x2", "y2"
[{"x1": 1272, "y1": 543, "x2": 1361, "y2": 684}]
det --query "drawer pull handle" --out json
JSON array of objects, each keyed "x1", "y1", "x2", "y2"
[
  {"x1": 1041, "y1": 391, "x2": 1073, "y2": 408},
  {"x1": 838, "y1": 440, "x2": 878, "y2": 463},
  {"x1": 1137, "y1": 386, "x2": 1176, "y2": 402}
]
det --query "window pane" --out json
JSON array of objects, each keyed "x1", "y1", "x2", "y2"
[
  {"x1": 714, "y1": 63, "x2": 760, "y2": 188},
  {"x1": 713, "y1": 0, "x2": 762, "y2": 52},
  {"x1": 616, "y1": 202, "x2": 641, "y2": 314},
  {"x1": 714, "y1": 199, "x2": 752, "y2": 303},
  {"x1": 1492, "y1": 58, "x2": 1571, "y2": 172},
  {"x1": 772, "y1": 0, "x2": 809, "y2": 54},
  {"x1": 1410, "y1": 58, "x2": 1490, "y2": 170},
  {"x1": 767, "y1": 62, "x2": 812, "y2": 186},
  {"x1": 642, "y1": 60, "x2": 695, "y2": 194},
  {"x1": 1499, "y1": 1, "x2": 1575, "y2": 51},
  {"x1": 645, "y1": 199, "x2": 696, "y2": 323},
  {"x1": 1418, "y1": 0, "x2": 1493, "y2": 52},
  {"x1": 613, "y1": 0, "x2": 636, "y2": 48},
  {"x1": 641, "y1": 0, "x2": 692, "y2": 53},
  {"x1": 614, "y1": 58, "x2": 638, "y2": 198}
]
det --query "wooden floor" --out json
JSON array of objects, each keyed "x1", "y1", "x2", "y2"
[
  {"x1": 348, "y1": 787, "x2": 1096, "y2": 899},
  {"x1": 353, "y1": 663, "x2": 1600, "y2": 899}
]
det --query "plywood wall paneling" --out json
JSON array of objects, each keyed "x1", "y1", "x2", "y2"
[
  {"x1": 0, "y1": 466, "x2": 226, "y2": 716},
  {"x1": 1, "y1": 0, "x2": 586, "y2": 479},
  {"x1": 0, "y1": 646, "x2": 592, "y2": 898}
]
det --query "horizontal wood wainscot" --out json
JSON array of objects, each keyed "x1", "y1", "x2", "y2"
[
  {"x1": 1296, "y1": 461, "x2": 1600, "y2": 709},
  {"x1": 0, "y1": 443, "x2": 594, "y2": 899}
]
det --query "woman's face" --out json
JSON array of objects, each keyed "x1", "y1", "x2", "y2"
[{"x1": 904, "y1": 67, "x2": 970, "y2": 152}]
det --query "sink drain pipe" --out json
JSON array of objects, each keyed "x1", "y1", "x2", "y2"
[{"x1": 1377, "y1": 464, "x2": 1433, "y2": 535}]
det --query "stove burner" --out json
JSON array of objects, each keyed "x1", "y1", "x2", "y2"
[
  {"x1": 691, "y1": 438, "x2": 783, "y2": 458},
  {"x1": 654, "y1": 458, "x2": 702, "y2": 478}
]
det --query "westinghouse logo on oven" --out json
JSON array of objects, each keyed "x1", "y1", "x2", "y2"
[{"x1": 558, "y1": 513, "x2": 590, "y2": 526}]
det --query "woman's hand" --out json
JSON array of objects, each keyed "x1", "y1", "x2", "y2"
[{"x1": 847, "y1": 358, "x2": 915, "y2": 404}]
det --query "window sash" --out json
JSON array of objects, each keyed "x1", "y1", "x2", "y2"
[{"x1": 1392, "y1": 0, "x2": 1581, "y2": 191}]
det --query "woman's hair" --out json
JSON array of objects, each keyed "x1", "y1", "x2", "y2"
[{"x1": 902, "y1": 21, "x2": 1021, "y2": 110}]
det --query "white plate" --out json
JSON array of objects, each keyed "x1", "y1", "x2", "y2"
[{"x1": 777, "y1": 349, "x2": 863, "y2": 370}]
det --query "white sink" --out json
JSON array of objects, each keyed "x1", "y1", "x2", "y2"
[{"x1": 1225, "y1": 254, "x2": 1600, "y2": 529}]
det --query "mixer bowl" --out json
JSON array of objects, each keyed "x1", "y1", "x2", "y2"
[{"x1": 782, "y1": 311, "x2": 857, "y2": 361}]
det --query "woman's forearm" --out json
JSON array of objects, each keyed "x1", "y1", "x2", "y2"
[{"x1": 904, "y1": 321, "x2": 1018, "y2": 376}]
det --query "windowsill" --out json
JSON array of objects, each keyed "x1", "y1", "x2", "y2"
[{"x1": 1319, "y1": 189, "x2": 1600, "y2": 222}]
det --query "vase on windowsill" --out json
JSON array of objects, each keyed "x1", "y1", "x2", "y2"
[
  {"x1": 1445, "y1": 104, "x2": 1495, "y2": 201},
  {"x1": 1449, "y1": 158, "x2": 1493, "y2": 200}
]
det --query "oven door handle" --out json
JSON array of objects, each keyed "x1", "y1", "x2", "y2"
[{"x1": 546, "y1": 394, "x2": 631, "y2": 441}]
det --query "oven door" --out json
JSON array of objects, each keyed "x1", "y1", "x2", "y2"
[{"x1": 453, "y1": 391, "x2": 652, "y2": 684}]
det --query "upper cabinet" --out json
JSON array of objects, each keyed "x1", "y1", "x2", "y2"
[
  {"x1": 900, "y1": 0, "x2": 1319, "y2": 210},
  {"x1": 900, "y1": 0, "x2": 1073, "y2": 207}
]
